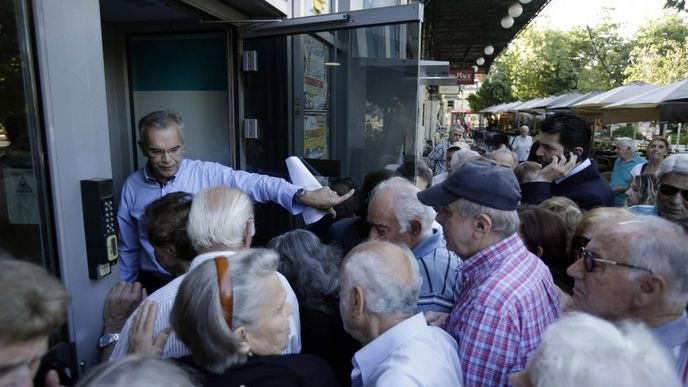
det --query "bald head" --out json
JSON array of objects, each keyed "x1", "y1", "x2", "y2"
[{"x1": 341, "y1": 241, "x2": 421, "y2": 316}]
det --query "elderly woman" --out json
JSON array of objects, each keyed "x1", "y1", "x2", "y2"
[
  {"x1": 268, "y1": 230, "x2": 358, "y2": 386},
  {"x1": 171, "y1": 249, "x2": 337, "y2": 387},
  {"x1": 610, "y1": 137, "x2": 646, "y2": 206},
  {"x1": 510, "y1": 125, "x2": 533, "y2": 163},
  {"x1": 631, "y1": 135, "x2": 670, "y2": 176}
]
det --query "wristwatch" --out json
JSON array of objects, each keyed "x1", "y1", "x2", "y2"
[
  {"x1": 99, "y1": 333, "x2": 120, "y2": 348},
  {"x1": 294, "y1": 188, "x2": 306, "y2": 203}
]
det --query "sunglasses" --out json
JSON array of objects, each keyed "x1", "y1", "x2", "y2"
[
  {"x1": 214, "y1": 256, "x2": 234, "y2": 327},
  {"x1": 580, "y1": 246, "x2": 653, "y2": 274},
  {"x1": 659, "y1": 184, "x2": 688, "y2": 201}
]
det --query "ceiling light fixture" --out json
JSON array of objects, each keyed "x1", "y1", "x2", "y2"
[
  {"x1": 508, "y1": 3, "x2": 523, "y2": 17},
  {"x1": 501, "y1": 15, "x2": 514, "y2": 29},
  {"x1": 484, "y1": 45, "x2": 495, "y2": 55},
  {"x1": 476, "y1": 57, "x2": 485, "y2": 66}
]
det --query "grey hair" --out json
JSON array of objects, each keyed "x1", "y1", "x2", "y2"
[
  {"x1": 268, "y1": 230, "x2": 341, "y2": 314},
  {"x1": 187, "y1": 187, "x2": 254, "y2": 251},
  {"x1": 623, "y1": 217, "x2": 688, "y2": 308},
  {"x1": 487, "y1": 148, "x2": 518, "y2": 169},
  {"x1": 450, "y1": 149, "x2": 480, "y2": 172},
  {"x1": 75, "y1": 355, "x2": 199, "y2": 387},
  {"x1": 528, "y1": 312, "x2": 680, "y2": 387},
  {"x1": 171, "y1": 249, "x2": 279, "y2": 372},
  {"x1": 370, "y1": 177, "x2": 436, "y2": 236},
  {"x1": 456, "y1": 198, "x2": 520, "y2": 237},
  {"x1": 616, "y1": 137, "x2": 637, "y2": 153},
  {"x1": 341, "y1": 243, "x2": 422, "y2": 316},
  {"x1": 657, "y1": 154, "x2": 688, "y2": 181},
  {"x1": 138, "y1": 110, "x2": 185, "y2": 142}
]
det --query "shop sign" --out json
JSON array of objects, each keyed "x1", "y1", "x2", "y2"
[{"x1": 449, "y1": 67, "x2": 475, "y2": 85}]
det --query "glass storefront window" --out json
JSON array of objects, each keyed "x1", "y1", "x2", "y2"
[{"x1": 0, "y1": 1, "x2": 50, "y2": 266}]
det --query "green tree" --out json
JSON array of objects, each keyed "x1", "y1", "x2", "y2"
[
  {"x1": 665, "y1": 0, "x2": 686, "y2": 12},
  {"x1": 624, "y1": 15, "x2": 688, "y2": 85},
  {"x1": 467, "y1": 63, "x2": 514, "y2": 113}
]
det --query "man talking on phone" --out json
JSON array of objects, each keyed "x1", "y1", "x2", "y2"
[{"x1": 520, "y1": 111, "x2": 613, "y2": 210}]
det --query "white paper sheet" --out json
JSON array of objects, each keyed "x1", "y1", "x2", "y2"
[{"x1": 285, "y1": 156, "x2": 326, "y2": 225}]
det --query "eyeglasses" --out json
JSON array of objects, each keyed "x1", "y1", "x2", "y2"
[
  {"x1": 147, "y1": 145, "x2": 183, "y2": 159},
  {"x1": 214, "y1": 256, "x2": 234, "y2": 327},
  {"x1": 580, "y1": 246, "x2": 653, "y2": 274},
  {"x1": 659, "y1": 184, "x2": 688, "y2": 201}
]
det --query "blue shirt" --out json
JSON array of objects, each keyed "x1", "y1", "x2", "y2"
[
  {"x1": 610, "y1": 154, "x2": 646, "y2": 206},
  {"x1": 411, "y1": 228, "x2": 462, "y2": 313},
  {"x1": 651, "y1": 312, "x2": 688, "y2": 386},
  {"x1": 117, "y1": 159, "x2": 306, "y2": 281},
  {"x1": 351, "y1": 313, "x2": 464, "y2": 387}
]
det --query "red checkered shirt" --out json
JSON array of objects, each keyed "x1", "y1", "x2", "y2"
[{"x1": 445, "y1": 233, "x2": 561, "y2": 386}]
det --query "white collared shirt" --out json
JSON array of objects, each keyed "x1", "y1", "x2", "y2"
[
  {"x1": 351, "y1": 313, "x2": 463, "y2": 387},
  {"x1": 111, "y1": 250, "x2": 301, "y2": 360},
  {"x1": 554, "y1": 158, "x2": 592, "y2": 184}
]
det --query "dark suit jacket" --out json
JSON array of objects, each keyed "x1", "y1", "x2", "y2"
[
  {"x1": 521, "y1": 161, "x2": 614, "y2": 210},
  {"x1": 177, "y1": 354, "x2": 339, "y2": 387}
]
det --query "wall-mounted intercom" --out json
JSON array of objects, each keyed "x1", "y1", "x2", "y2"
[{"x1": 80, "y1": 179, "x2": 118, "y2": 279}]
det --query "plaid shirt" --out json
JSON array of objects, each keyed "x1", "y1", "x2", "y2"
[
  {"x1": 425, "y1": 139, "x2": 451, "y2": 175},
  {"x1": 445, "y1": 233, "x2": 561, "y2": 386}
]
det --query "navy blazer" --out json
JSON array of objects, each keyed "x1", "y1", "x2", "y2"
[{"x1": 521, "y1": 161, "x2": 614, "y2": 211}]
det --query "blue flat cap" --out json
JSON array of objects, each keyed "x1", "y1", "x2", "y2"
[{"x1": 417, "y1": 160, "x2": 521, "y2": 210}]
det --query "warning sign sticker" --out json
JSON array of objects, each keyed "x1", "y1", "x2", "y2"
[{"x1": 2, "y1": 167, "x2": 38, "y2": 224}]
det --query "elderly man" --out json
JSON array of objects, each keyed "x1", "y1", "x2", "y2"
[
  {"x1": 521, "y1": 111, "x2": 613, "y2": 210},
  {"x1": 655, "y1": 154, "x2": 688, "y2": 230},
  {"x1": 118, "y1": 110, "x2": 353, "y2": 287},
  {"x1": 426, "y1": 127, "x2": 463, "y2": 175},
  {"x1": 566, "y1": 216, "x2": 688, "y2": 384},
  {"x1": 340, "y1": 241, "x2": 463, "y2": 386},
  {"x1": 418, "y1": 160, "x2": 561, "y2": 386},
  {"x1": 0, "y1": 260, "x2": 69, "y2": 387},
  {"x1": 367, "y1": 177, "x2": 460, "y2": 313},
  {"x1": 488, "y1": 148, "x2": 518, "y2": 169},
  {"x1": 111, "y1": 186, "x2": 301, "y2": 360},
  {"x1": 610, "y1": 137, "x2": 645, "y2": 206}
]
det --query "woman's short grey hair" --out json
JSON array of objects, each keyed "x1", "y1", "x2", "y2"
[
  {"x1": 616, "y1": 137, "x2": 637, "y2": 153},
  {"x1": 624, "y1": 217, "x2": 688, "y2": 308},
  {"x1": 528, "y1": 312, "x2": 680, "y2": 387},
  {"x1": 450, "y1": 149, "x2": 480, "y2": 172},
  {"x1": 456, "y1": 198, "x2": 520, "y2": 237},
  {"x1": 268, "y1": 230, "x2": 341, "y2": 314},
  {"x1": 340, "y1": 244, "x2": 421, "y2": 316},
  {"x1": 187, "y1": 187, "x2": 253, "y2": 251},
  {"x1": 371, "y1": 177, "x2": 436, "y2": 236},
  {"x1": 75, "y1": 355, "x2": 199, "y2": 387},
  {"x1": 657, "y1": 154, "x2": 688, "y2": 182},
  {"x1": 171, "y1": 249, "x2": 279, "y2": 372}
]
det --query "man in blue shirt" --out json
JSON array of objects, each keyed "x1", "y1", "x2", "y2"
[{"x1": 117, "y1": 110, "x2": 353, "y2": 285}]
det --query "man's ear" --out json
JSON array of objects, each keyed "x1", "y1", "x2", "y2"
[
  {"x1": 535, "y1": 246, "x2": 544, "y2": 258},
  {"x1": 633, "y1": 274, "x2": 666, "y2": 307},
  {"x1": 409, "y1": 219, "x2": 422, "y2": 237},
  {"x1": 473, "y1": 213, "x2": 493, "y2": 238},
  {"x1": 572, "y1": 147, "x2": 584, "y2": 158},
  {"x1": 138, "y1": 139, "x2": 147, "y2": 155},
  {"x1": 353, "y1": 285, "x2": 365, "y2": 315},
  {"x1": 243, "y1": 220, "x2": 255, "y2": 248}
]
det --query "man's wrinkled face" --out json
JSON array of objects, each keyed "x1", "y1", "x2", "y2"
[
  {"x1": 140, "y1": 125, "x2": 184, "y2": 184},
  {"x1": 535, "y1": 132, "x2": 565, "y2": 165},
  {"x1": 435, "y1": 200, "x2": 475, "y2": 258},
  {"x1": 566, "y1": 232, "x2": 640, "y2": 320},
  {"x1": 449, "y1": 131, "x2": 461, "y2": 143},
  {"x1": 0, "y1": 336, "x2": 48, "y2": 387},
  {"x1": 658, "y1": 172, "x2": 688, "y2": 225},
  {"x1": 367, "y1": 193, "x2": 413, "y2": 247}
]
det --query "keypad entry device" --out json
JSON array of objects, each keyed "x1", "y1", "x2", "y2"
[{"x1": 80, "y1": 179, "x2": 118, "y2": 279}]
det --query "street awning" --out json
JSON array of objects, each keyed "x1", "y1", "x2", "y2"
[
  {"x1": 571, "y1": 81, "x2": 657, "y2": 116},
  {"x1": 601, "y1": 78, "x2": 688, "y2": 123}
]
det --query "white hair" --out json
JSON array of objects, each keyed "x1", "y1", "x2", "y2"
[
  {"x1": 528, "y1": 312, "x2": 680, "y2": 387},
  {"x1": 187, "y1": 187, "x2": 254, "y2": 251},
  {"x1": 76, "y1": 355, "x2": 199, "y2": 387},
  {"x1": 370, "y1": 177, "x2": 436, "y2": 236},
  {"x1": 451, "y1": 149, "x2": 480, "y2": 172},
  {"x1": 488, "y1": 148, "x2": 518, "y2": 169},
  {"x1": 622, "y1": 217, "x2": 688, "y2": 308},
  {"x1": 456, "y1": 198, "x2": 520, "y2": 237},
  {"x1": 616, "y1": 137, "x2": 638, "y2": 153},
  {"x1": 657, "y1": 154, "x2": 688, "y2": 181},
  {"x1": 341, "y1": 243, "x2": 422, "y2": 316}
]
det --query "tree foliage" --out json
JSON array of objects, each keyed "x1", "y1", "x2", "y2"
[{"x1": 665, "y1": 0, "x2": 686, "y2": 12}]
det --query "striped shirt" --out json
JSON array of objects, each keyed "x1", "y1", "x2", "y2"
[
  {"x1": 652, "y1": 312, "x2": 688, "y2": 386},
  {"x1": 444, "y1": 233, "x2": 561, "y2": 386},
  {"x1": 412, "y1": 229, "x2": 461, "y2": 313},
  {"x1": 110, "y1": 251, "x2": 301, "y2": 361},
  {"x1": 425, "y1": 139, "x2": 451, "y2": 175}
]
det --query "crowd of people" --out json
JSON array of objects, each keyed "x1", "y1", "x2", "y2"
[{"x1": 3, "y1": 110, "x2": 688, "y2": 387}]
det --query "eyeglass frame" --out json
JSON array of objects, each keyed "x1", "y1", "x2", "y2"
[
  {"x1": 580, "y1": 246, "x2": 653, "y2": 274},
  {"x1": 214, "y1": 256, "x2": 234, "y2": 327},
  {"x1": 146, "y1": 144, "x2": 184, "y2": 159},
  {"x1": 659, "y1": 183, "x2": 688, "y2": 201}
]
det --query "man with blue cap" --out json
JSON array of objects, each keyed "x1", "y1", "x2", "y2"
[{"x1": 417, "y1": 160, "x2": 561, "y2": 387}]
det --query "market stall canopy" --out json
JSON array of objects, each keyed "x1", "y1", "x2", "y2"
[
  {"x1": 480, "y1": 101, "x2": 523, "y2": 114},
  {"x1": 423, "y1": 0, "x2": 551, "y2": 70},
  {"x1": 546, "y1": 91, "x2": 601, "y2": 110},
  {"x1": 516, "y1": 95, "x2": 559, "y2": 112},
  {"x1": 601, "y1": 78, "x2": 688, "y2": 124},
  {"x1": 571, "y1": 81, "x2": 657, "y2": 116}
]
